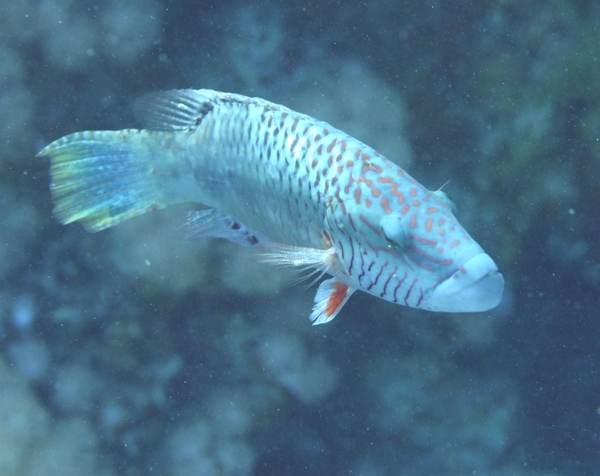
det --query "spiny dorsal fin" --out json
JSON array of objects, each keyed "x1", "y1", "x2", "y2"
[
  {"x1": 134, "y1": 89, "x2": 215, "y2": 132},
  {"x1": 134, "y1": 89, "x2": 298, "y2": 132}
]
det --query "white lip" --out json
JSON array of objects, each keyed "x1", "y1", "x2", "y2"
[{"x1": 424, "y1": 253, "x2": 505, "y2": 313}]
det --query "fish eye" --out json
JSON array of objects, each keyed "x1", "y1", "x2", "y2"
[
  {"x1": 379, "y1": 214, "x2": 406, "y2": 248},
  {"x1": 431, "y1": 190, "x2": 457, "y2": 213}
]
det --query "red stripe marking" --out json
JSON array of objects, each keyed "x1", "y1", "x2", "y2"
[
  {"x1": 365, "y1": 199, "x2": 372, "y2": 208},
  {"x1": 406, "y1": 245, "x2": 454, "y2": 266},
  {"x1": 406, "y1": 247, "x2": 452, "y2": 271},
  {"x1": 401, "y1": 204, "x2": 410, "y2": 215},
  {"x1": 427, "y1": 207, "x2": 438, "y2": 213},
  {"x1": 327, "y1": 139, "x2": 337, "y2": 153},
  {"x1": 359, "y1": 214, "x2": 382, "y2": 236},
  {"x1": 426, "y1": 219, "x2": 433, "y2": 232},
  {"x1": 357, "y1": 174, "x2": 383, "y2": 198},
  {"x1": 344, "y1": 174, "x2": 355, "y2": 194},
  {"x1": 449, "y1": 240, "x2": 460, "y2": 248},
  {"x1": 410, "y1": 187, "x2": 418, "y2": 197},
  {"x1": 391, "y1": 184, "x2": 405, "y2": 203},
  {"x1": 354, "y1": 187, "x2": 361, "y2": 204},
  {"x1": 410, "y1": 215, "x2": 417, "y2": 229},
  {"x1": 377, "y1": 176, "x2": 393, "y2": 183},
  {"x1": 337, "y1": 194, "x2": 346, "y2": 214},
  {"x1": 363, "y1": 164, "x2": 383, "y2": 173},
  {"x1": 409, "y1": 235, "x2": 436, "y2": 247},
  {"x1": 370, "y1": 245, "x2": 401, "y2": 258},
  {"x1": 381, "y1": 197, "x2": 391, "y2": 214}
]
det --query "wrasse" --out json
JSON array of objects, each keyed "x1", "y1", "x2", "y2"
[{"x1": 38, "y1": 89, "x2": 504, "y2": 324}]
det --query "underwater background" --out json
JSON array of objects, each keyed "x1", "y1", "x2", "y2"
[{"x1": 1, "y1": 0, "x2": 599, "y2": 474}]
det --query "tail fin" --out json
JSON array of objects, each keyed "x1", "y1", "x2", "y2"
[{"x1": 37, "y1": 130, "x2": 166, "y2": 232}]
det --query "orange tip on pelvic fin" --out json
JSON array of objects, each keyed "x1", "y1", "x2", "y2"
[{"x1": 310, "y1": 278, "x2": 356, "y2": 325}]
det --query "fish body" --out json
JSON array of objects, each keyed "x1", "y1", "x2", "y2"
[{"x1": 38, "y1": 89, "x2": 504, "y2": 324}]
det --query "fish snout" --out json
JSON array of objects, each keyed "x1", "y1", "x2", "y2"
[{"x1": 425, "y1": 253, "x2": 505, "y2": 313}]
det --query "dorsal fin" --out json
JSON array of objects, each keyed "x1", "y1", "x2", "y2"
[
  {"x1": 134, "y1": 88, "x2": 299, "y2": 132},
  {"x1": 134, "y1": 89, "x2": 215, "y2": 132}
]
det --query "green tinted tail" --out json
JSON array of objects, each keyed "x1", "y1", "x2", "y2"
[{"x1": 37, "y1": 130, "x2": 168, "y2": 232}]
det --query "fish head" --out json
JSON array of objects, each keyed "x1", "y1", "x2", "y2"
[{"x1": 328, "y1": 182, "x2": 504, "y2": 313}]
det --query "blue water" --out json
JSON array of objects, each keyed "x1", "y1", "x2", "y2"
[{"x1": 1, "y1": 0, "x2": 598, "y2": 474}]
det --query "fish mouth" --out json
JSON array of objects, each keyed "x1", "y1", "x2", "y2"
[{"x1": 425, "y1": 253, "x2": 505, "y2": 313}]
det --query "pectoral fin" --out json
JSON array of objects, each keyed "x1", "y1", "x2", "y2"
[{"x1": 257, "y1": 244, "x2": 355, "y2": 323}]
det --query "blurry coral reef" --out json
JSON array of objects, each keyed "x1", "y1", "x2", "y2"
[{"x1": 0, "y1": 0, "x2": 598, "y2": 474}]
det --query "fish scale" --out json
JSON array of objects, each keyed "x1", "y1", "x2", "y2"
[{"x1": 38, "y1": 88, "x2": 504, "y2": 324}]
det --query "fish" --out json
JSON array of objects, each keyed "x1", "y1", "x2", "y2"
[{"x1": 37, "y1": 89, "x2": 504, "y2": 324}]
